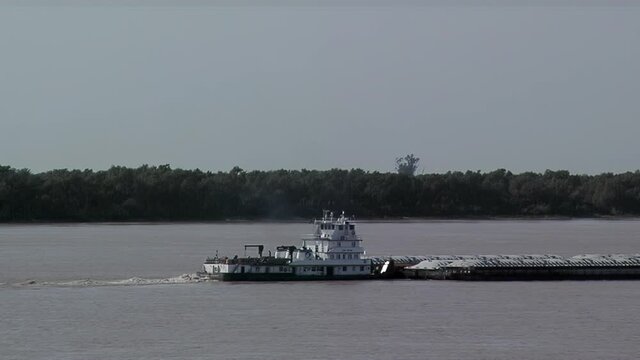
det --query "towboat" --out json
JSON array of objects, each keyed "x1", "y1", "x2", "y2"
[{"x1": 202, "y1": 211, "x2": 376, "y2": 281}]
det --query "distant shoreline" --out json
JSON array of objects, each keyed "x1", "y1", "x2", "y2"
[
  {"x1": 2, "y1": 215, "x2": 640, "y2": 225},
  {"x1": 2, "y1": 165, "x2": 640, "y2": 222}
]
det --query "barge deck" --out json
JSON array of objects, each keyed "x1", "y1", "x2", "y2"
[{"x1": 401, "y1": 254, "x2": 640, "y2": 281}]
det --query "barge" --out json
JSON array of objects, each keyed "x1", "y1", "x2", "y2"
[{"x1": 402, "y1": 254, "x2": 640, "y2": 280}]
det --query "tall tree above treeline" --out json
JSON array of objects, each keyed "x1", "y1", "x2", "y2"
[
  {"x1": 395, "y1": 154, "x2": 420, "y2": 176},
  {"x1": 1, "y1": 164, "x2": 640, "y2": 221}
]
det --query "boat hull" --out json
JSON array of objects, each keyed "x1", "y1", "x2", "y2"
[{"x1": 208, "y1": 273, "x2": 379, "y2": 281}]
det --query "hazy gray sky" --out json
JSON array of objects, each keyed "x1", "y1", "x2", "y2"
[{"x1": 1, "y1": 1, "x2": 639, "y2": 174}]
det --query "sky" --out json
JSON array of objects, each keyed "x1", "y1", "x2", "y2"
[{"x1": 1, "y1": 0, "x2": 639, "y2": 174}]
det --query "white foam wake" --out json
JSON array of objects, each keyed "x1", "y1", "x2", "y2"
[{"x1": 12, "y1": 273, "x2": 208, "y2": 288}]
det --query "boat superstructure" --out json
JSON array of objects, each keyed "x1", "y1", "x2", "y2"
[{"x1": 202, "y1": 211, "x2": 373, "y2": 281}]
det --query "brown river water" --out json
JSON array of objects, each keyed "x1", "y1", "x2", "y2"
[{"x1": 1, "y1": 220, "x2": 639, "y2": 359}]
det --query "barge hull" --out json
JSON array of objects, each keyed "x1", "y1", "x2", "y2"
[{"x1": 406, "y1": 266, "x2": 640, "y2": 281}]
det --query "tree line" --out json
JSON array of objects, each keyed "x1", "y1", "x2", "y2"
[{"x1": 1, "y1": 164, "x2": 640, "y2": 221}]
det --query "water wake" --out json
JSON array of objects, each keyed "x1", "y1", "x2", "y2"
[{"x1": 10, "y1": 273, "x2": 208, "y2": 288}]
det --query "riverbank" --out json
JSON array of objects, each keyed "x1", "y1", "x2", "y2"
[{"x1": 3, "y1": 214, "x2": 640, "y2": 225}]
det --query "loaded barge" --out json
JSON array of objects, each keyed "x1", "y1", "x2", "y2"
[
  {"x1": 201, "y1": 211, "x2": 640, "y2": 281},
  {"x1": 402, "y1": 254, "x2": 640, "y2": 280}
]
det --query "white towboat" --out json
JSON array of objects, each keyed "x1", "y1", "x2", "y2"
[{"x1": 202, "y1": 211, "x2": 375, "y2": 281}]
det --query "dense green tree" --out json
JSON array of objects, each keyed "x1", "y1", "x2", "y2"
[{"x1": 1, "y1": 164, "x2": 640, "y2": 221}]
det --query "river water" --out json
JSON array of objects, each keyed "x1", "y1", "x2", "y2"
[{"x1": 1, "y1": 220, "x2": 639, "y2": 359}]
